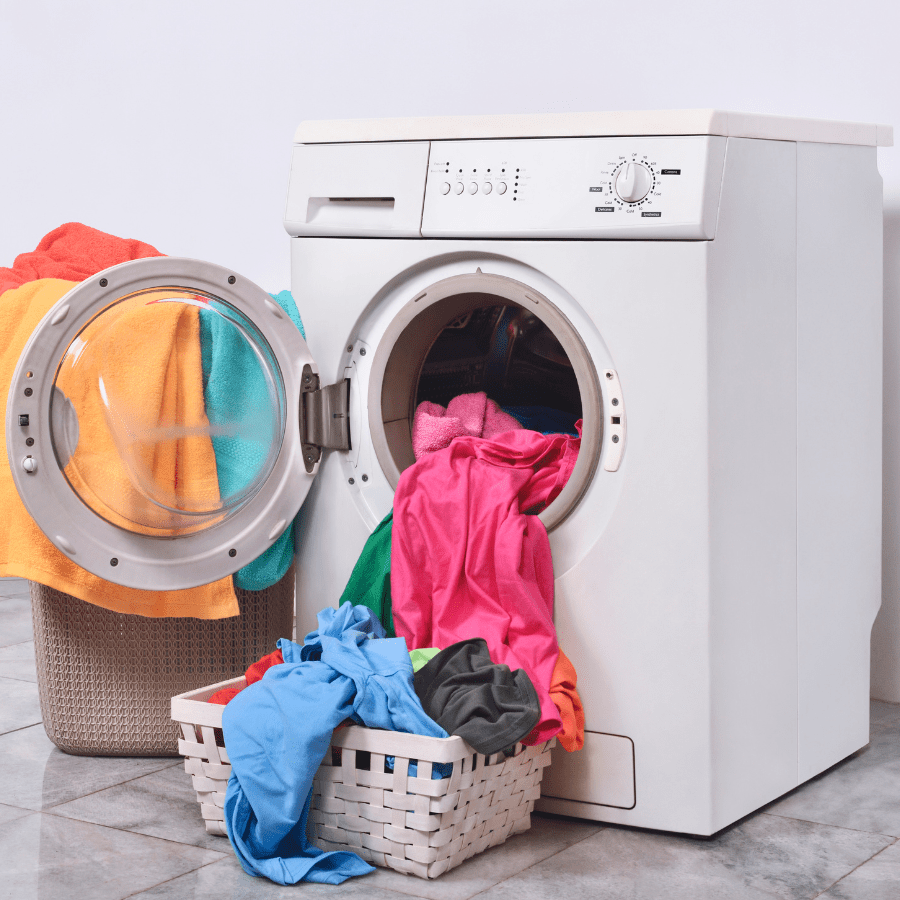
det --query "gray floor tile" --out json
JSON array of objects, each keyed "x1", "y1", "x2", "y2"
[
  {"x1": 818, "y1": 839, "x2": 900, "y2": 899},
  {"x1": 0, "y1": 640, "x2": 37, "y2": 683},
  {"x1": 129, "y1": 853, "x2": 429, "y2": 899},
  {"x1": 362, "y1": 814, "x2": 602, "y2": 900},
  {"x1": 0, "y1": 811, "x2": 225, "y2": 900},
  {"x1": 0, "y1": 724, "x2": 178, "y2": 811},
  {"x1": 0, "y1": 595, "x2": 32, "y2": 647},
  {"x1": 870, "y1": 698, "x2": 900, "y2": 731},
  {"x1": 469, "y1": 813, "x2": 891, "y2": 900},
  {"x1": 766, "y1": 722, "x2": 900, "y2": 836},
  {"x1": 52, "y1": 763, "x2": 227, "y2": 852},
  {"x1": 0, "y1": 674, "x2": 41, "y2": 735}
]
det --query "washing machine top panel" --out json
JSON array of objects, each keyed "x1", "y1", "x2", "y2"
[
  {"x1": 295, "y1": 109, "x2": 893, "y2": 147},
  {"x1": 285, "y1": 135, "x2": 727, "y2": 239},
  {"x1": 5, "y1": 257, "x2": 321, "y2": 591}
]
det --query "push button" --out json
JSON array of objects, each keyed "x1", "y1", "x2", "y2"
[
  {"x1": 441, "y1": 182, "x2": 451, "y2": 195},
  {"x1": 468, "y1": 182, "x2": 478, "y2": 194},
  {"x1": 18, "y1": 414, "x2": 29, "y2": 426},
  {"x1": 455, "y1": 182, "x2": 464, "y2": 195},
  {"x1": 497, "y1": 182, "x2": 507, "y2": 194},
  {"x1": 482, "y1": 182, "x2": 492, "y2": 194}
]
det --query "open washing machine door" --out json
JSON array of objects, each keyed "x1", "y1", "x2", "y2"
[{"x1": 4, "y1": 257, "x2": 344, "y2": 591}]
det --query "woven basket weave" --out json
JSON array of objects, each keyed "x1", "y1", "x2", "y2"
[
  {"x1": 171, "y1": 676, "x2": 554, "y2": 879},
  {"x1": 31, "y1": 567, "x2": 294, "y2": 757}
]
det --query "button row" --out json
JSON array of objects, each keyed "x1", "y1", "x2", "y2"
[{"x1": 441, "y1": 182, "x2": 508, "y2": 196}]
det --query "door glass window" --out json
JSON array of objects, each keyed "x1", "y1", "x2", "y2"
[{"x1": 50, "y1": 288, "x2": 286, "y2": 537}]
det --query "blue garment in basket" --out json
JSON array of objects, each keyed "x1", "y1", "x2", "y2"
[
  {"x1": 222, "y1": 604, "x2": 448, "y2": 885},
  {"x1": 199, "y1": 290, "x2": 306, "y2": 591}
]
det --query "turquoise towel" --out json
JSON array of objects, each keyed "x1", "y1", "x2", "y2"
[{"x1": 199, "y1": 290, "x2": 306, "y2": 591}]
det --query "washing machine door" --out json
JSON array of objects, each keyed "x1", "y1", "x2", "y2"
[{"x1": 4, "y1": 257, "x2": 341, "y2": 591}]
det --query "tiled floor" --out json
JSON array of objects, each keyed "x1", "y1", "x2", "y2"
[{"x1": 2, "y1": 576, "x2": 899, "y2": 900}]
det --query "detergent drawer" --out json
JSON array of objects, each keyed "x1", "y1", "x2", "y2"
[
  {"x1": 539, "y1": 731, "x2": 636, "y2": 810},
  {"x1": 285, "y1": 141, "x2": 429, "y2": 238}
]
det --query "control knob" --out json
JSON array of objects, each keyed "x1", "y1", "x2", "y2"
[{"x1": 615, "y1": 162, "x2": 653, "y2": 203}]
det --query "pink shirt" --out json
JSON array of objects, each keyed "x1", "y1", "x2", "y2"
[{"x1": 391, "y1": 425, "x2": 581, "y2": 744}]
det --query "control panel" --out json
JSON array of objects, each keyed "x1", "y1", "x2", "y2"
[{"x1": 421, "y1": 136, "x2": 726, "y2": 239}]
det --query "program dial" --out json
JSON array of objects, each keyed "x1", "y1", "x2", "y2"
[{"x1": 615, "y1": 162, "x2": 653, "y2": 203}]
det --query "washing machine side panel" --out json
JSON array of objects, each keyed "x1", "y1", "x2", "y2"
[
  {"x1": 795, "y1": 142, "x2": 883, "y2": 781},
  {"x1": 706, "y1": 137, "x2": 800, "y2": 830}
]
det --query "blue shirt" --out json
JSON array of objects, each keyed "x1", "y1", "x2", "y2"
[{"x1": 222, "y1": 604, "x2": 447, "y2": 884}]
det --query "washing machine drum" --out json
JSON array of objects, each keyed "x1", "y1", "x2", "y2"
[{"x1": 4, "y1": 257, "x2": 328, "y2": 591}]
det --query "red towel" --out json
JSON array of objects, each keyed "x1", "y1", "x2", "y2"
[
  {"x1": 0, "y1": 222, "x2": 163, "y2": 297},
  {"x1": 208, "y1": 648, "x2": 285, "y2": 705},
  {"x1": 391, "y1": 425, "x2": 581, "y2": 745}
]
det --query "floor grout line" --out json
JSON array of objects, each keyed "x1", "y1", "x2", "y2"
[
  {"x1": 0, "y1": 674, "x2": 38, "y2": 685},
  {"x1": 0, "y1": 720, "x2": 44, "y2": 739},
  {"x1": 40, "y1": 806, "x2": 232, "y2": 858},
  {"x1": 463, "y1": 825, "x2": 608, "y2": 900},
  {"x1": 35, "y1": 761, "x2": 185, "y2": 812},
  {"x1": 42, "y1": 804, "x2": 231, "y2": 853},
  {"x1": 758, "y1": 810, "x2": 899, "y2": 840},
  {"x1": 113, "y1": 852, "x2": 229, "y2": 900},
  {"x1": 809, "y1": 835, "x2": 900, "y2": 898}
]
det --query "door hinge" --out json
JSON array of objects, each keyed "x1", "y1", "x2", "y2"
[{"x1": 300, "y1": 364, "x2": 351, "y2": 473}]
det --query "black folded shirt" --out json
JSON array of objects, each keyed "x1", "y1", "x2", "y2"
[{"x1": 413, "y1": 638, "x2": 541, "y2": 755}]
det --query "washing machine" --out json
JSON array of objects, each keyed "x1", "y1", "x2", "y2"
[{"x1": 5, "y1": 110, "x2": 891, "y2": 836}]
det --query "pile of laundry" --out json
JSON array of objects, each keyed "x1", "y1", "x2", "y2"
[{"x1": 212, "y1": 390, "x2": 585, "y2": 885}]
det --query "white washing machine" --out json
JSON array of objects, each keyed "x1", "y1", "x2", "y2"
[{"x1": 6, "y1": 110, "x2": 891, "y2": 836}]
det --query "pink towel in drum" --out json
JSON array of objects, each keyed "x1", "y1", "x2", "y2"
[{"x1": 412, "y1": 391, "x2": 522, "y2": 460}]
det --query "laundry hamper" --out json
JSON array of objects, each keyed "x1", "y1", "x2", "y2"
[
  {"x1": 171, "y1": 676, "x2": 555, "y2": 879},
  {"x1": 30, "y1": 566, "x2": 294, "y2": 756}
]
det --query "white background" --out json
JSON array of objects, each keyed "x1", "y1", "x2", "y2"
[{"x1": 2, "y1": 1, "x2": 900, "y2": 698}]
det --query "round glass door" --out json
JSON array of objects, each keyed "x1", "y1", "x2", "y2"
[
  {"x1": 6, "y1": 257, "x2": 316, "y2": 590},
  {"x1": 51, "y1": 289, "x2": 285, "y2": 536}
]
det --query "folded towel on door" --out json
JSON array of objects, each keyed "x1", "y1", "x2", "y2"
[{"x1": 0, "y1": 224, "x2": 240, "y2": 618}]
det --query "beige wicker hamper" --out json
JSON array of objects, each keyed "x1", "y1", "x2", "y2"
[
  {"x1": 31, "y1": 566, "x2": 294, "y2": 756},
  {"x1": 172, "y1": 676, "x2": 555, "y2": 879}
]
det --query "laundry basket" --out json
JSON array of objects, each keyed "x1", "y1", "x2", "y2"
[
  {"x1": 172, "y1": 676, "x2": 555, "y2": 879},
  {"x1": 30, "y1": 566, "x2": 294, "y2": 756}
]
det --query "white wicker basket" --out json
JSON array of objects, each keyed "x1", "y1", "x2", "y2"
[{"x1": 171, "y1": 676, "x2": 555, "y2": 879}]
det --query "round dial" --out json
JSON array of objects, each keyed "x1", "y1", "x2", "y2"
[{"x1": 615, "y1": 162, "x2": 653, "y2": 203}]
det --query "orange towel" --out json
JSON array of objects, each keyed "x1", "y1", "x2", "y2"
[
  {"x1": 0, "y1": 276, "x2": 240, "y2": 619},
  {"x1": 56, "y1": 290, "x2": 225, "y2": 535},
  {"x1": 549, "y1": 648, "x2": 585, "y2": 752}
]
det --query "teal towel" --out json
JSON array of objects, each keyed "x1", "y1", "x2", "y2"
[{"x1": 199, "y1": 290, "x2": 306, "y2": 591}]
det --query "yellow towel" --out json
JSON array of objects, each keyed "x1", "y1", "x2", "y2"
[{"x1": 0, "y1": 279, "x2": 240, "y2": 618}]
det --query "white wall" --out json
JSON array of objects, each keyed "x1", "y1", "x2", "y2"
[{"x1": 2, "y1": 1, "x2": 900, "y2": 697}]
